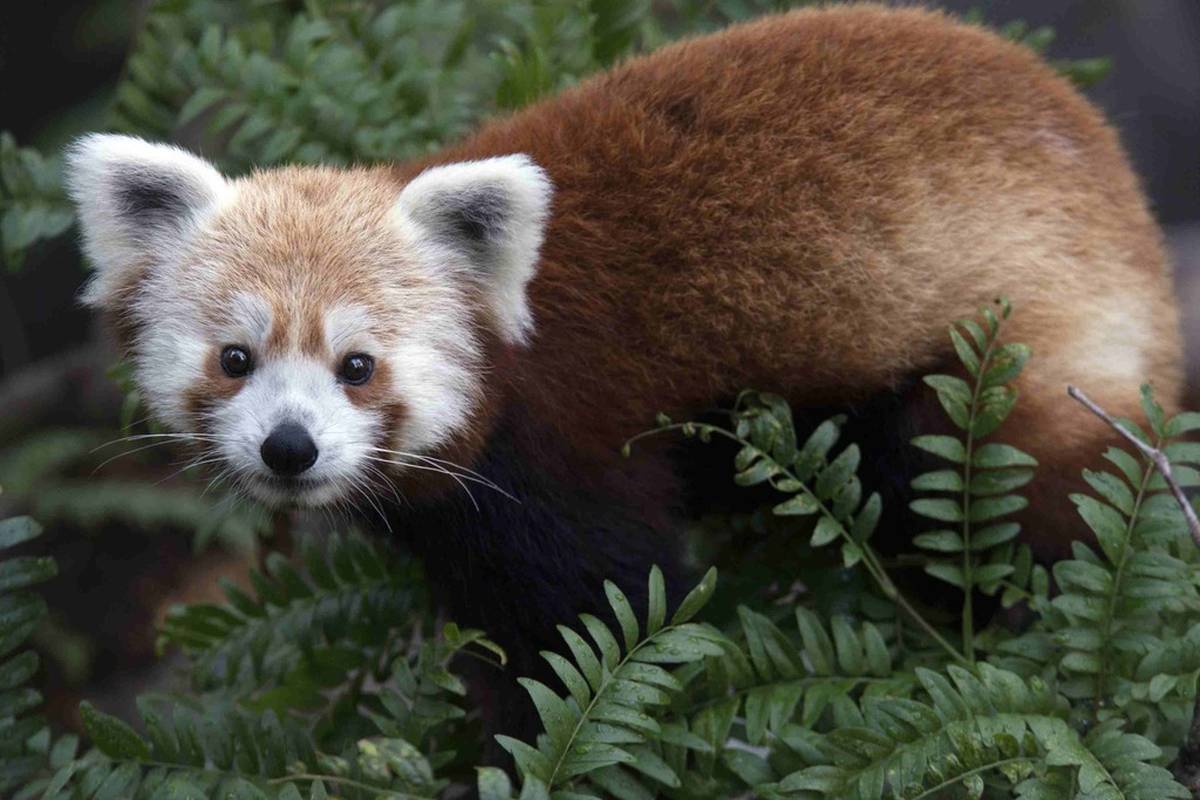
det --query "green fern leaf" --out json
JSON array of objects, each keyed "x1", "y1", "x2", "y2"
[
  {"x1": 505, "y1": 567, "x2": 724, "y2": 795},
  {"x1": 910, "y1": 301, "x2": 1036, "y2": 662}
]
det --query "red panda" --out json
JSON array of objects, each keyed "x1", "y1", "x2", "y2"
[{"x1": 66, "y1": 5, "x2": 1182, "y2": 741}]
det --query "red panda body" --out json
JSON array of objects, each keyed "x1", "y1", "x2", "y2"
[
  {"x1": 392, "y1": 5, "x2": 1182, "y2": 739},
  {"x1": 419, "y1": 3, "x2": 1181, "y2": 526},
  {"x1": 68, "y1": 6, "x2": 1182, "y2": 746}
]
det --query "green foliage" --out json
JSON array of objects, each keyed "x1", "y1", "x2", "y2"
[
  {"x1": 991, "y1": 390, "x2": 1200, "y2": 759},
  {"x1": 120, "y1": 0, "x2": 488, "y2": 168},
  {"x1": 492, "y1": 567, "x2": 725, "y2": 797},
  {"x1": 0, "y1": 427, "x2": 268, "y2": 554},
  {"x1": 0, "y1": 133, "x2": 72, "y2": 271},
  {"x1": 910, "y1": 298, "x2": 1037, "y2": 660},
  {"x1": 994, "y1": 19, "x2": 1113, "y2": 88},
  {"x1": 628, "y1": 389, "x2": 967, "y2": 667},
  {"x1": 158, "y1": 535, "x2": 426, "y2": 704},
  {"x1": 778, "y1": 666, "x2": 1185, "y2": 800},
  {"x1": 6, "y1": 519, "x2": 505, "y2": 799},
  {"x1": 0, "y1": 2, "x2": 1173, "y2": 798},
  {"x1": 107, "y1": 0, "x2": 678, "y2": 171},
  {"x1": 0, "y1": 514, "x2": 60, "y2": 796},
  {"x1": 8, "y1": 299, "x2": 1200, "y2": 799},
  {"x1": 615, "y1": 300, "x2": 1199, "y2": 798}
]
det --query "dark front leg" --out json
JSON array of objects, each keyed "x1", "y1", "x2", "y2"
[{"x1": 389, "y1": 425, "x2": 687, "y2": 746}]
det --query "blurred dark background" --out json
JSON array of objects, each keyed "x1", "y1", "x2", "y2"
[{"x1": 0, "y1": 0, "x2": 1197, "y2": 729}]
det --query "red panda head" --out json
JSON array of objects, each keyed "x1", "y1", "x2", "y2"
[{"x1": 66, "y1": 134, "x2": 552, "y2": 508}]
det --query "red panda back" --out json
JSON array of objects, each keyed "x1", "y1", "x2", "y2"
[
  {"x1": 423, "y1": 6, "x2": 1177, "y2": 456},
  {"x1": 421, "y1": 4, "x2": 1181, "y2": 553}
]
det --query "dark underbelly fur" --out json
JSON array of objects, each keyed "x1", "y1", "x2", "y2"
[
  {"x1": 385, "y1": 411, "x2": 691, "y2": 751},
  {"x1": 384, "y1": 380, "x2": 942, "y2": 754}
]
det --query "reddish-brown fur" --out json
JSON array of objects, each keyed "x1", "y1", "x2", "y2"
[
  {"x1": 185, "y1": 345, "x2": 243, "y2": 417},
  {"x1": 405, "y1": 5, "x2": 1180, "y2": 549},
  {"x1": 169, "y1": 5, "x2": 1182, "y2": 550}
]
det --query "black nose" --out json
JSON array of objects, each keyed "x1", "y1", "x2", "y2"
[{"x1": 260, "y1": 422, "x2": 318, "y2": 477}]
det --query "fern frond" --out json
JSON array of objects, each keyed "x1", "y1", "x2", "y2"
[
  {"x1": 117, "y1": 0, "x2": 655, "y2": 174},
  {"x1": 158, "y1": 534, "x2": 425, "y2": 702},
  {"x1": 119, "y1": 3, "x2": 487, "y2": 169},
  {"x1": 628, "y1": 392, "x2": 965, "y2": 665},
  {"x1": 1044, "y1": 389, "x2": 1200, "y2": 725},
  {"x1": 59, "y1": 693, "x2": 448, "y2": 800},
  {"x1": 32, "y1": 480, "x2": 266, "y2": 551},
  {"x1": 910, "y1": 297, "x2": 1037, "y2": 661},
  {"x1": 1018, "y1": 719, "x2": 1189, "y2": 800},
  {"x1": 497, "y1": 565, "x2": 724, "y2": 797},
  {"x1": 687, "y1": 605, "x2": 916, "y2": 751},
  {"x1": 371, "y1": 621, "x2": 506, "y2": 750},
  {"x1": 0, "y1": 515, "x2": 57, "y2": 796},
  {"x1": 38, "y1": 614, "x2": 498, "y2": 799},
  {"x1": 776, "y1": 663, "x2": 1188, "y2": 800}
]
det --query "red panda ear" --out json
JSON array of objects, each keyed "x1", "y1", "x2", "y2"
[
  {"x1": 395, "y1": 154, "x2": 552, "y2": 344},
  {"x1": 64, "y1": 134, "x2": 231, "y2": 310}
]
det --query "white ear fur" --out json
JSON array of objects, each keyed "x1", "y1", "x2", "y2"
[
  {"x1": 395, "y1": 155, "x2": 552, "y2": 343},
  {"x1": 65, "y1": 133, "x2": 231, "y2": 308}
]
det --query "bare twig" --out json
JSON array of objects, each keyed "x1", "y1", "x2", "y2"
[
  {"x1": 1068, "y1": 385, "x2": 1200, "y2": 548},
  {"x1": 1068, "y1": 384, "x2": 1200, "y2": 795}
]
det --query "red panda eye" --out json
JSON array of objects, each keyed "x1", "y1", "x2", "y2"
[
  {"x1": 339, "y1": 353, "x2": 374, "y2": 386},
  {"x1": 220, "y1": 345, "x2": 252, "y2": 378}
]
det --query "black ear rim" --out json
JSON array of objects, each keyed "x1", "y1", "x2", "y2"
[
  {"x1": 447, "y1": 185, "x2": 510, "y2": 243},
  {"x1": 417, "y1": 184, "x2": 513, "y2": 259},
  {"x1": 114, "y1": 169, "x2": 204, "y2": 225}
]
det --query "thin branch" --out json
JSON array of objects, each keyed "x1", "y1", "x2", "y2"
[{"x1": 1067, "y1": 385, "x2": 1200, "y2": 548}]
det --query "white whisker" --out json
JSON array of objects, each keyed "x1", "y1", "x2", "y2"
[
  {"x1": 368, "y1": 447, "x2": 502, "y2": 490},
  {"x1": 155, "y1": 454, "x2": 226, "y2": 486},
  {"x1": 347, "y1": 473, "x2": 392, "y2": 534},
  {"x1": 367, "y1": 456, "x2": 484, "y2": 511},
  {"x1": 362, "y1": 463, "x2": 406, "y2": 509},
  {"x1": 90, "y1": 441, "x2": 177, "y2": 474},
  {"x1": 91, "y1": 432, "x2": 221, "y2": 454},
  {"x1": 367, "y1": 452, "x2": 514, "y2": 503}
]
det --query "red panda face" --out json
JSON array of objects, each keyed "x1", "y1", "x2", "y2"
[{"x1": 66, "y1": 135, "x2": 551, "y2": 508}]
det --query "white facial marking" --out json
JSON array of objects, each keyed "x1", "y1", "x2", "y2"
[
  {"x1": 325, "y1": 303, "x2": 378, "y2": 356},
  {"x1": 394, "y1": 154, "x2": 552, "y2": 343},
  {"x1": 389, "y1": 329, "x2": 479, "y2": 454},
  {"x1": 323, "y1": 299, "x2": 483, "y2": 454},
  {"x1": 135, "y1": 312, "x2": 209, "y2": 432},
  {"x1": 211, "y1": 357, "x2": 379, "y2": 507},
  {"x1": 224, "y1": 293, "x2": 273, "y2": 348},
  {"x1": 204, "y1": 297, "x2": 482, "y2": 507},
  {"x1": 372, "y1": 278, "x2": 484, "y2": 454}
]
